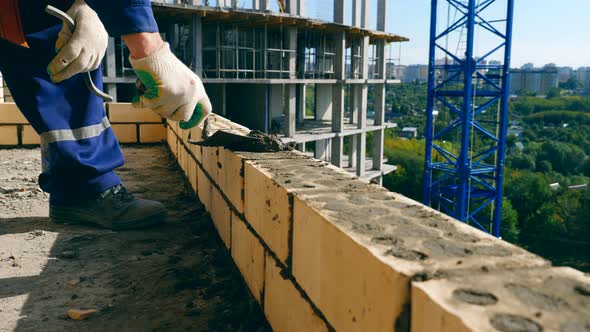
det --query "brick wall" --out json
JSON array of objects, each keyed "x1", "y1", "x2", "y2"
[
  {"x1": 168, "y1": 116, "x2": 590, "y2": 331},
  {"x1": 0, "y1": 103, "x2": 165, "y2": 146}
]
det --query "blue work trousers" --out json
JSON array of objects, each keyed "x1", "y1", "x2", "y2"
[{"x1": 0, "y1": 25, "x2": 124, "y2": 205}]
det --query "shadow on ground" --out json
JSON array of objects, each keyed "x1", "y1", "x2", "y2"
[{"x1": 0, "y1": 146, "x2": 270, "y2": 332}]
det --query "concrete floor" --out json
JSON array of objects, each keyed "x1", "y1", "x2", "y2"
[{"x1": 0, "y1": 145, "x2": 269, "y2": 332}]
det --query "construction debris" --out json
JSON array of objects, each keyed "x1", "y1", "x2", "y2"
[{"x1": 67, "y1": 309, "x2": 97, "y2": 321}]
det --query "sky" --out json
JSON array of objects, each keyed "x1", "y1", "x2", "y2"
[{"x1": 305, "y1": 0, "x2": 590, "y2": 68}]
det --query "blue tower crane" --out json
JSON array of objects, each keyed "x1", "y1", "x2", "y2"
[{"x1": 423, "y1": 0, "x2": 515, "y2": 237}]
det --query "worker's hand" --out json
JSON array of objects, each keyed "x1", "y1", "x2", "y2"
[
  {"x1": 129, "y1": 42, "x2": 212, "y2": 126},
  {"x1": 47, "y1": 0, "x2": 108, "y2": 83}
]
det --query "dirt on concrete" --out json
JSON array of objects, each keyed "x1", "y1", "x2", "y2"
[{"x1": 0, "y1": 146, "x2": 270, "y2": 332}]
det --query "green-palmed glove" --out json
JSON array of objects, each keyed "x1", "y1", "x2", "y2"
[
  {"x1": 129, "y1": 43, "x2": 212, "y2": 129},
  {"x1": 47, "y1": 0, "x2": 108, "y2": 83}
]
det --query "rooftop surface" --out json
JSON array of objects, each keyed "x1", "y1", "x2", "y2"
[{"x1": 0, "y1": 146, "x2": 269, "y2": 331}]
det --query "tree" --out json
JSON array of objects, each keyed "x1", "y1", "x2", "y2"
[
  {"x1": 507, "y1": 154, "x2": 535, "y2": 170},
  {"x1": 546, "y1": 87, "x2": 561, "y2": 99},
  {"x1": 559, "y1": 77, "x2": 583, "y2": 90},
  {"x1": 506, "y1": 134, "x2": 517, "y2": 149},
  {"x1": 537, "y1": 160, "x2": 552, "y2": 173},
  {"x1": 536, "y1": 141, "x2": 586, "y2": 175},
  {"x1": 504, "y1": 171, "x2": 553, "y2": 224},
  {"x1": 500, "y1": 198, "x2": 520, "y2": 243}
]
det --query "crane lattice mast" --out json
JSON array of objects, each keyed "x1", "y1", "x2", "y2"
[{"x1": 423, "y1": 0, "x2": 515, "y2": 236}]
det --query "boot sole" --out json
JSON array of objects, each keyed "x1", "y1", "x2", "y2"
[{"x1": 50, "y1": 209, "x2": 167, "y2": 230}]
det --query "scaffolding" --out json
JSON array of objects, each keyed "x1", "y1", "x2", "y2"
[
  {"x1": 202, "y1": 23, "x2": 295, "y2": 79},
  {"x1": 300, "y1": 31, "x2": 336, "y2": 79}
]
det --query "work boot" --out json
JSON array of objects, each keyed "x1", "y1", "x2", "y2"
[{"x1": 49, "y1": 185, "x2": 166, "y2": 230}]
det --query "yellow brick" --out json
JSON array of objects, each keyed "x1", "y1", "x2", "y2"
[
  {"x1": 231, "y1": 213, "x2": 265, "y2": 302},
  {"x1": 412, "y1": 267, "x2": 590, "y2": 332},
  {"x1": 167, "y1": 119, "x2": 179, "y2": 135},
  {"x1": 197, "y1": 167, "x2": 212, "y2": 211},
  {"x1": 244, "y1": 162, "x2": 291, "y2": 264},
  {"x1": 264, "y1": 254, "x2": 328, "y2": 332},
  {"x1": 108, "y1": 103, "x2": 162, "y2": 123},
  {"x1": 111, "y1": 124, "x2": 137, "y2": 143},
  {"x1": 0, "y1": 126, "x2": 18, "y2": 145},
  {"x1": 202, "y1": 146, "x2": 219, "y2": 183},
  {"x1": 188, "y1": 156, "x2": 198, "y2": 193},
  {"x1": 21, "y1": 125, "x2": 40, "y2": 145},
  {"x1": 219, "y1": 148, "x2": 244, "y2": 213},
  {"x1": 180, "y1": 125, "x2": 191, "y2": 146},
  {"x1": 211, "y1": 188, "x2": 231, "y2": 249},
  {"x1": 139, "y1": 124, "x2": 166, "y2": 143},
  {"x1": 167, "y1": 128, "x2": 178, "y2": 158},
  {"x1": 411, "y1": 284, "x2": 469, "y2": 332},
  {"x1": 292, "y1": 197, "x2": 409, "y2": 332},
  {"x1": 0, "y1": 103, "x2": 27, "y2": 124},
  {"x1": 178, "y1": 146, "x2": 188, "y2": 174},
  {"x1": 188, "y1": 126, "x2": 203, "y2": 159}
]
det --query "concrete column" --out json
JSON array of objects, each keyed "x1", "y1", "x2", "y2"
[
  {"x1": 352, "y1": 0, "x2": 362, "y2": 27},
  {"x1": 296, "y1": 84, "x2": 306, "y2": 125},
  {"x1": 296, "y1": 143, "x2": 305, "y2": 152},
  {"x1": 361, "y1": 0, "x2": 370, "y2": 29},
  {"x1": 377, "y1": 0, "x2": 387, "y2": 31},
  {"x1": 331, "y1": 137, "x2": 343, "y2": 167},
  {"x1": 361, "y1": 36, "x2": 370, "y2": 79},
  {"x1": 104, "y1": 37, "x2": 117, "y2": 102},
  {"x1": 285, "y1": 84, "x2": 297, "y2": 137},
  {"x1": 315, "y1": 139, "x2": 328, "y2": 160},
  {"x1": 356, "y1": 132, "x2": 366, "y2": 177},
  {"x1": 373, "y1": 84, "x2": 385, "y2": 170},
  {"x1": 286, "y1": 0, "x2": 305, "y2": 16},
  {"x1": 315, "y1": 84, "x2": 332, "y2": 121},
  {"x1": 333, "y1": 0, "x2": 346, "y2": 24},
  {"x1": 192, "y1": 16, "x2": 203, "y2": 76},
  {"x1": 287, "y1": 27, "x2": 297, "y2": 79},
  {"x1": 358, "y1": 85, "x2": 367, "y2": 129},
  {"x1": 253, "y1": 0, "x2": 268, "y2": 11},
  {"x1": 348, "y1": 135, "x2": 357, "y2": 168},
  {"x1": 269, "y1": 84, "x2": 283, "y2": 124},
  {"x1": 332, "y1": 31, "x2": 345, "y2": 133}
]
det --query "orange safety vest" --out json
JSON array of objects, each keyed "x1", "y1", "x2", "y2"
[{"x1": 0, "y1": 0, "x2": 28, "y2": 47}]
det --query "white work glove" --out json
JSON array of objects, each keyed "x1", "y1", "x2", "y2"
[
  {"x1": 129, "y1": 42, "x2": 212, "y2": 128},
  {"x1": 47, "y1": 0, "x2": 108, "y2": 83}
]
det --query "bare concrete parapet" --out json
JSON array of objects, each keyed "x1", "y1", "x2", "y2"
[{"x1": 165, "y1": 114, "x2": 587, "y2": 332}]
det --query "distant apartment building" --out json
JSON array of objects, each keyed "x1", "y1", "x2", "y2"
[
  {"x1": 386, "y1": 64, "x2": 428, "y2": 83},
  {"x1": 557, "y1": 66, "x2": 574, "y2": 81},
  {"x1": 576, "y1": 67, "x2": 590, "y2": 93},
  {"x1": 510, "y1": 65, "x2": 558, "y2": 95}
]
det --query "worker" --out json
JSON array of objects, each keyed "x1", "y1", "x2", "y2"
[{"x1": 0, "y1": 0, "x2": 212, "y2": 229}]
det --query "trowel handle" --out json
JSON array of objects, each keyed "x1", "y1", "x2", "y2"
[{"x1": 45, "y1": 5, "x2": 114, "y2": 102}]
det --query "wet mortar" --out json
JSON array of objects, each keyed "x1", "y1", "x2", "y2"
[
  {"x1": 452, "y1": 288, "x2": 498, "y2": 305},
  {"x1": 490, "y1": 314, "x2": 543, "y2": 332},
  {"x1": 504, "y1": 283, "x2": 570, "y2": 311}
]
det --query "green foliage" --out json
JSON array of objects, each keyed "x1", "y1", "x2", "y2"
[
  {"x1": 525, "y1": 111, "x2": 590, "y2": 126},
  {"x1": 536, "y1": 141, "x2": 586, "y2": 175},
  {"x1": 507, "y1": 153, "x2": 535, "y2": 170},
  {"x1": 559, "y1": 77, "x2": 584, "y2": 90},
  {"x1": 500, "y1": 199, "x2": 520, "y2": 243}
]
